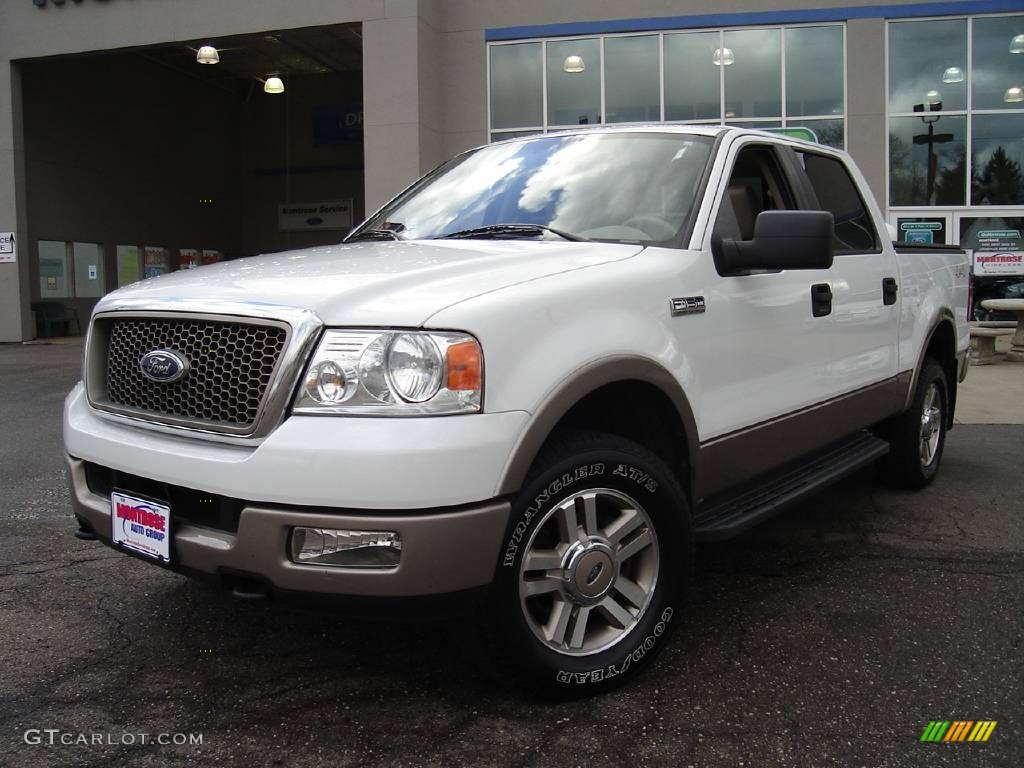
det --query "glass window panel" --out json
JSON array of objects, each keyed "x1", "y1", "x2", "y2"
[
  {"x1": 73, "y1": 242, "x2": 105, "y2": 298},
  {"x1": 786, "y1": 26, "x2": 844, "y2": 117},
  {"x1": 797, "y1": 152, "x2": 878, "y2": 253},
  {"x1": 972, "y1": 15, "x2": 1024, "y2": 111},
  {"x1": 972, "y1": 114, "x2": 1024, "y2": 206},
  {"x1": 724, "y1": 28, "x2": 782, "y2": 119},
  {"x1": 794, "y1": 118, "x2": 845, "y2": 149},
  {"x1": 889, "y1": 115, "x2": 966, "y2": 206},
  {"x1": 725, "y1": 120, "x2": 782, "y2": 129},
  {"x1": 490, "y1": 130, "x2": 544, "y2": 143},
  {"x1": 604, "y1": 35, "x2": 660, "y2": 123},
  {"x1": 489, "y1": 43, "x2": 543, "y2": 130},
  {"x1": 664, "y1": 31, "x2": 721, "y2": 121},
  {"x1": 38, "y1": 240, "x2": 71, "y2": 298},
  {"x1": 888, "y1": 19, "x2": 967, "y2": 113},
  {"x1": 547, "y1": 38, "x2": 601, "y2": 126}
]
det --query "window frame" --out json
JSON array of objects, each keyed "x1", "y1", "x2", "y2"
[
  {"x1": 486, "y1": 23, "x2": 848, "y2": 149},
  {"x1": 885, "y1": 12, "x2": 1024, "y2": 212}
]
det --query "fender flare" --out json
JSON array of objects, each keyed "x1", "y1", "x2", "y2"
[{"x1": 494, "y1": 355, "x2": 700, "y2": 497}]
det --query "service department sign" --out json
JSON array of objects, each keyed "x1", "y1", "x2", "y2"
[{"x1": 278, "y1": 200, "x2": 353, "y2": 233}]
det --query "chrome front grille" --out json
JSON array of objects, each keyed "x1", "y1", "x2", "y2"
[{"x1": 88, "y1": 313, "x2": 291, "y2": 435}]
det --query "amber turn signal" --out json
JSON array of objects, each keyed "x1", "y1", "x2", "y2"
[{"x1": 446, "y1": 340, "x2": 482, "y2": 391}]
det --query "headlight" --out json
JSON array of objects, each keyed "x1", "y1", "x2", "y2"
[{"x1": 293, "y1": 330, "x2": 482, "y2": 415}]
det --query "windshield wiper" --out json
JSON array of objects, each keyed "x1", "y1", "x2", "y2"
[
  {"x1": 346, "y1": 229, "x2": 403, "y2": 242},
  {"x1": 437, "y1": 223, "x2": 588, "y2": 242}
]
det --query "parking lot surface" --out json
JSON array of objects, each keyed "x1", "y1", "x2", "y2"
[{"x1": 1, "y1": 342, "x2": 1021, "y2": 767}]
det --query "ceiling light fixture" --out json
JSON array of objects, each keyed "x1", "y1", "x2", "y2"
[
  {"x1": 713, "y1": 47, "x2": 735, "y2": 66},
  {"x1": 263, "y1": 75, "x2": 285, "y2": 94},
  {"x1": 1010, "y1": 34, "x2": 1024, "y2": 54},
  {"x1": 562, "y1": 55, "x2": 585, "y2": 73},
  {"x1": 941, "y1": 66, "x2": 964, "y2": 84},
  {"x1": 1004, "y1": 86, "x2": 1024, "y2": 103},
  {"x1": 925, "y1": 89, "x2": 942, "y2": 105},
  {"x1": 196, "y1": 45, "x2": 220, "y2": 65}
]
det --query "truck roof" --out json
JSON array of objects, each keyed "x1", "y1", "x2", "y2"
[{"x1": 487, "y1": 123, "x2": 829, "y2": 150}]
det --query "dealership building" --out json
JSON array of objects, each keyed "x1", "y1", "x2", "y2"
[{"x1": 1, "y1": 0, "x2": 1022, "y2": 342}]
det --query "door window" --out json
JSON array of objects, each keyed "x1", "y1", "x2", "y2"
[
  {"x1": 796, "y1": 151, "x2": 879, "y2": 254},
  {"x1": 713, "y1": 146, "x2": 795, "y2": 242}
]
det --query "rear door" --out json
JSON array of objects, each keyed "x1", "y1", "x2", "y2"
[
  {"x1": 693, "y1": 138, "x2": 836, "y2": 440},
  {"x1": 790, "y1": 149, "x2": 899, "y2": 394}
]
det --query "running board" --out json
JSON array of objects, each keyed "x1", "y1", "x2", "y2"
[{"x1": 694, "y1": 430, "x2": 890, "y2": 541}]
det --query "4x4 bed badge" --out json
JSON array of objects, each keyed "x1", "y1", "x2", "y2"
[
  {"x1": 139, "y1": 350, "x2": 189, "y2": 383},
  {"x1": 669, "y1": 296, "x2": 706, "y2": 316}
]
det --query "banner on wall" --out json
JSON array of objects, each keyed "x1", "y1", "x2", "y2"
[
  {"x1": 116, "y1": 246, "x2": 141, "y2": 286},
  {"x1": 144, "y1": 246, "x2": 169, "y2": 279},
  {"x1": 179, "y1": 248, "x2": 200, "y2": 270},
  {"x1": 972, "y1": 230, "x2": 1024, "y2": 277}
]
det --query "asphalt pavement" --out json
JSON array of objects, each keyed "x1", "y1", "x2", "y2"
[{"x1": 1, "y1": 341, "x2": 1021, "y2": 767}]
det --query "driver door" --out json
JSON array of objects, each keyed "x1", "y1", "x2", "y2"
[{"x1": 692, "y1": 141, "x2": 835, "y2": 442}]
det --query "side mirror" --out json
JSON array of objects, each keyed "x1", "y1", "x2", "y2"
[{"x1": 713, "y1": 210, "x2": 834, "y2": 273}]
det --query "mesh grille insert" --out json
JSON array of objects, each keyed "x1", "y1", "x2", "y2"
[{"x1": 103, "y1": 317, "x2": 288, "y2": 428}]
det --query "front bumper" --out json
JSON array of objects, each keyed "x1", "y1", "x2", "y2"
[
  {"x1": 64, "y1": 382, "x2": 528, "y2": 509},
  {"x1": 67, "y1": 455, "x2": 510, "y2": 597}
]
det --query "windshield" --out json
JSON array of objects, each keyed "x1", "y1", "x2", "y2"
[{"x1": 354, "y1": 132, "x2": 714, "y2": 244}]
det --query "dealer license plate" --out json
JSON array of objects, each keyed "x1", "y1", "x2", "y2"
[{"x1": 110, "y1": 491, "x2": 171, "y2": 563}]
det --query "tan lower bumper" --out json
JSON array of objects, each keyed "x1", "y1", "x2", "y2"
[{"x1": 67, "y1": 456, "x2": 510, "y2": 597}]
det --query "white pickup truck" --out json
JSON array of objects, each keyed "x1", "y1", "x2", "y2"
[{"x1": 64, "y1": 126, "x2": 969, "y2": 695}]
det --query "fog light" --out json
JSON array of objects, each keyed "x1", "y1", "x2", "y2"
[{"x1": 290, "y1": 527, "x2": 402, "y2": 568}]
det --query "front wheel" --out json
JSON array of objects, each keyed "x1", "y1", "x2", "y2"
[
  {"x1": 484, "y1": 431, "x2": 691, "y2": 697},
  {"x1": 878, "y1": 359, "x2": 949, "y2": 489}
]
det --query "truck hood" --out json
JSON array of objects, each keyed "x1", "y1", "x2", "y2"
[{"x1": 97, "y1": 240, "x2": 642, "y2": 326}]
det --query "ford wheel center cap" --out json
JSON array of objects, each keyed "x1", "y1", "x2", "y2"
[{"x1": 139, "y1": 350, "x2": 189, "y2": 383}]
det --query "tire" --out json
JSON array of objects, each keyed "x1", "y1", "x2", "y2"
[
  {"x1": 484, "y1": 430, "x2": 692, "y2": 698},
  {"x1": 878, "y1": 359, "x2": 948, "y2": 489}
]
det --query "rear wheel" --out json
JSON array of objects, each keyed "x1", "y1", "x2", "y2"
[
  {"x1": 485, "y1": 431, "x2": 691, "y2": 697},
  {"x1": 879, "y1": 359, "x2": 948, "y2": 489}
]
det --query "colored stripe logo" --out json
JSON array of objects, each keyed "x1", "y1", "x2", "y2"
[{"x1": 920, "y1": 721, "x2": 997, "y2": 742}]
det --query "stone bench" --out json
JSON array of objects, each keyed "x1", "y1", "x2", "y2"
[{"x1": 970, "y1": 327, "x2": 1015, "y2": 365}]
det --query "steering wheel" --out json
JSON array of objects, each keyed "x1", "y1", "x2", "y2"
[{"x1": 621, "y1": 215, "x2": 677, "y2": 241}]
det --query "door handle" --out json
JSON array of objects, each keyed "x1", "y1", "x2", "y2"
[
  {"x1": 882, "y1": 277, "x2": 898, "y2": 305},
  {"x1": 811, "y1": 283, "x2": 832, "y2": 317}
]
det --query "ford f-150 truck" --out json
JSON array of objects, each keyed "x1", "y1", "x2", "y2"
[{"x1": 64, "y1": 126, "x2": 969, "y2": 695}]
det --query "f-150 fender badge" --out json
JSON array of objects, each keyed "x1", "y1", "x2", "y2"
[{"x1": 669, "y1": 296, "x2": 706, "y2": 316}]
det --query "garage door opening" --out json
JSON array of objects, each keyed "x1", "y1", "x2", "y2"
[{"x1": 20, "y1": 23, "x2": 364, "y2": 336}]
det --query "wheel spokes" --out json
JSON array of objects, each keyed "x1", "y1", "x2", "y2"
[
  {"x1": 544, "y1": 596, "x2": 573, "y2": 645},
  {"x1": 617, "y1": 529, "x2": 653, "y2": 562},
  {"x1": 523, "y1": 548, "x2": 563, "y2": 573},
  {"x1": 568, "y1": 606, "x2": 592, "y2": 649},
  {"x1": 522, "y1": 575, "x2": 562, "y2": 597},
  {"x1": 613, "y1": 575, "x2": 647, "y2": 609},
  {"x1": 598, "y1": 596, "x2": 635, "y2": 629},
  {"x1": 576, "y1": 492, "x2": 600, "y2": 537},
  {"x1": 604, "y1": 507, "x2": 642, "y2": 546}
]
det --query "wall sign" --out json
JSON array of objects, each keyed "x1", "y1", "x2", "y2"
[
  {"x1": 0, "y1": 232, "x2": 14, "y2": 263},
  {"x1": 972, "y1": 229, "x2": 1024, "y2": 277},
  {"x1": 898, "y1": 219, "x2": 946, "y2": 245},
  {"x1": 278, "y1": 200, "x2": 353, "y2": 232}
]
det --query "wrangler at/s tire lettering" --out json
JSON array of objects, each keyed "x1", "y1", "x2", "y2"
[{"x1": 484, "y1": 430, "x2": 692, "y2": 697}]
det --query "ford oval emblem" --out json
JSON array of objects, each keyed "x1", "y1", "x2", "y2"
[
  {"x1": 306, "y1": 217, "x2": 324, "y2": 226},
  {"x1": 139, "y1": 350, "x2": 189, "y2": 384}
]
